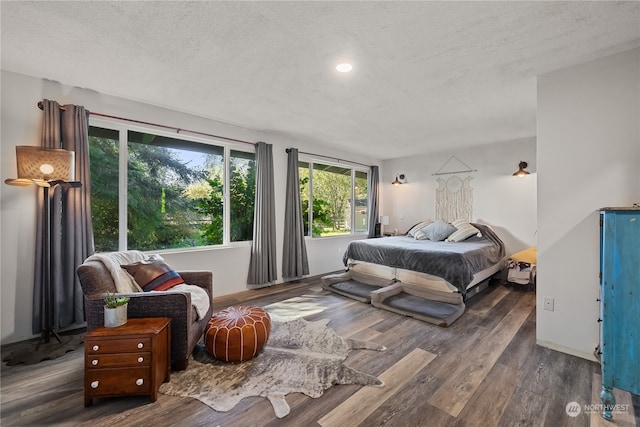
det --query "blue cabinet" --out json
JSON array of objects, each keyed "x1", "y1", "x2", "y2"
[{"x1": 599, "y1": 208, "x2": 640, "y2": 420}]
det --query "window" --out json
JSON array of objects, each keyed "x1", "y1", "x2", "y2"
[
  {"x1": 299, "y1": 160, "x2": 368, "y2": 237},
  {"x1": 88, "y1": 127, "x2": 119, "y2": 251},
  {"x1": 354, "y1": 170, "x2": 369, "y2": 233},
  {"x1": 229, "y1": 150, "x2": 256, "y2": 242},
  {"x1": 89, "y1": 124, "x2": 255, "y2": 252}
]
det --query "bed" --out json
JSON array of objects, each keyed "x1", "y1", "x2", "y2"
[{"x1": 342, "y1": 223, "x2": 505, "y2": 300}]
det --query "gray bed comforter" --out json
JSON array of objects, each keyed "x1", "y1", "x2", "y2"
[{"x1": 342, "y1": 224, "x2": 505, "y2": 296}]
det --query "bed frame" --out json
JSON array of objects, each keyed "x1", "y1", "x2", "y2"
[{"x1": 347, "y1": 258, "x2": 504, "y2": 301}]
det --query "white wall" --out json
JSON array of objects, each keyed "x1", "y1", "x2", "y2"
[
  {"x1": 536, "y1": 48, "x2": 640, "y2": 360},
  {"x1": 382, "y1": 138, "x2": 538, "y2": 256},
  {"x1": 0, "y1": 70, "x2": 379, "y2": 344}
]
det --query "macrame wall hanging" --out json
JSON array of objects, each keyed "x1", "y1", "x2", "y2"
[{"x1": 433, "y1": 156, "x2": 477, "y2": 222}]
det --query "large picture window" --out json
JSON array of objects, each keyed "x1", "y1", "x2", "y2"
[
  {"x1": 299, "y1": 160, "x2": 368, "y2": 237},
  {"x1": 89, "y1": 124, "x2": 255, "y2": 252}
]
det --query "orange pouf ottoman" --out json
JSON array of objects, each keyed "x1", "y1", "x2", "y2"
[{"x1": 204, "y1": 306, "x2": 271, "y2": 363}]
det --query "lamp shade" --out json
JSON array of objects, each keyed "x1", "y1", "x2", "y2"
[
  {"x1": 16, "y1": 146, "x2": 75, "y2": 181},
  {"x1": 6, "y1": 146, "x2": 76, "y2": 186}
]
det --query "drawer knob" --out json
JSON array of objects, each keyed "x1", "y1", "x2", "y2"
[
  {"x1": 136, "y1": 378, "x2": 144, "y2": 386},
  {"x1": 92, "y1": 345, "x2": 99, "y2": 351},
  {"x1": 91, "y1": 359, "x2": 98, "y2": 366},
  {"x1": 91, "y1": 381, "x2": 99, "y2": 389},
  {"x1": 137, "y1": 342, "x2": 144, "y2": 349},
  {"x1": 137, "y1": 357, "x2": 144, "y2": 363}
]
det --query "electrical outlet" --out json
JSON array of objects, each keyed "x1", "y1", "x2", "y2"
[
  {"x1": 337, "y1": 247, "x2": 341, "y2": 254},
  {"x1": 544, "y1": 297, "x2": 554, "y2": 311}
]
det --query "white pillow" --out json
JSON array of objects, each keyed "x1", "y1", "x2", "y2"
[
  {"x1": 446, "y1": 220, "x2": 482, "y2": 242},
  {"x1": 407, "y1": 219, "x2": 433, "y2": 237}
]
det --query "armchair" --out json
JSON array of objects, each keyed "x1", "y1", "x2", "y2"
[{"x1": 77, "y1": 259, "x2": 213, "y2": 370}]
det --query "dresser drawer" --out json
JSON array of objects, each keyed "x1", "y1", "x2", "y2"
[
  {"x1": 86, "y1": 352, "x2": 151, "y2": 369},
  {"x1": 85, "y1": 367, "x2": 151, "y2": 396},
  {"x1": 86, "y1": 337, "x2": 152, "y2": 354}
]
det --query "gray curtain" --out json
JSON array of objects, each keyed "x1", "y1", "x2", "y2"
[
  {"x1": 247, "y1": 141, "x2": 277, "y2": 288},
  {"x1": 367, "y1": 165, "x2": 380, "y2": 238},
  {"x1": 33, "y1": 100, "x2": 94, "y2": 334},
  {"x1": 282, "y1": 148, "x2": 309, "y2": 281}
]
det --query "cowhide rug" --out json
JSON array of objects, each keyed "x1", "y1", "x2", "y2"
[{"x1": 159, "y1": 314, "x2": 386, "y2": 418}]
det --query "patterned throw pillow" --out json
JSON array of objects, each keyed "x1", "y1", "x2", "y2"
[
  {"x1": 446, "y1": 219, "x2": 483, "y2": 242},
  {"x1": 121, "y1": 259, "x2": 184, "y2": 292},
  {"x1": 424, "y1": 220, "x2": 457, "y2": 241},
  {"x1": 407, "y1": 219, "x2": 433, "y2": 237}
]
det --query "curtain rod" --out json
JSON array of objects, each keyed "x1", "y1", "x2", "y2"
[
  {"x1": 286, "y1": 148, "x2": 371, "y2": 168},
  {"x1": 37, "y1": 101, "x2": 255, "y2": 146}
]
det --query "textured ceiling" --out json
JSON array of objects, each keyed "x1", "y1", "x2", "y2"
[{"x1": 2, "y1": 1, "x2": 639, "y2": 159}]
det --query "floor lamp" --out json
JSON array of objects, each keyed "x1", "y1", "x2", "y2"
[{"x1": 5, "y1": 146, "x2": 81, "y2": 346}]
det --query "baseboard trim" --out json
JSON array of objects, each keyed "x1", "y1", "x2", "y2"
[{"x1": 536, "y1": 339, "x2": 599, "y2": 363}]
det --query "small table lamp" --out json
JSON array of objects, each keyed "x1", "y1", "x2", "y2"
[{"x1": 380, "y1": 215, "x2": 390, "y2": 236}]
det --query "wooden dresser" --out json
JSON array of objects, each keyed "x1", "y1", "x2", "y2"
[
  {"x1": 598, "y1": 208, "x2": 639, "y2": 420},
  {"x1": 84, "y1": 317, "x2": 171, "y2": 407}
]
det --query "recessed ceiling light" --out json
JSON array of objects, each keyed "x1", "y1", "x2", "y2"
[{"x1": 336, "y1": 63, "x2": 353, "y2": 73}]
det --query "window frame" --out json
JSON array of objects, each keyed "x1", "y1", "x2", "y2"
[
  {"x1": 299, "y1": 156, "x2": 370, "y2": 239},
  {"x1": 89, "y1": 117, "x2": 256, "y2": 252}
]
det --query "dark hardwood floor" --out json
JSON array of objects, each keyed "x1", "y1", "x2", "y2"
[{"x1": 2, "y1": 276, "x2": 638, "y2": 427}]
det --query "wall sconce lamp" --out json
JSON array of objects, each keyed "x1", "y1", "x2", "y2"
[
  {"x1": 392, "y1": 173, "x2": 406, "y2": 185},
  {"x1": 512, "y1": 161, "x2": 530, "y2": 178},
  {"x1": 4, "y1": 146, "x2": 81, "y2": 347}
]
